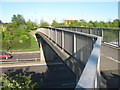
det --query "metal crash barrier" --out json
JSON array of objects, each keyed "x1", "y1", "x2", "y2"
[{"x1": 36, "y1": 26, "x2": 102, "y2": 89}]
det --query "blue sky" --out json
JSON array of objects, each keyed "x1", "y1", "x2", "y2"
[{"x1": 1, "y1": 1, "x2": 118, "y2": 24}]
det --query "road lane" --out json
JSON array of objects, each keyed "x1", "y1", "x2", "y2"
[{"x1": 10, "y1": 52, "x2": 40, "y2": 60}]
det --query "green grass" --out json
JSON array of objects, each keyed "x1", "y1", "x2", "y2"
[{"x1": 1, "y1": 35, "x2": 40, "y2": 52}]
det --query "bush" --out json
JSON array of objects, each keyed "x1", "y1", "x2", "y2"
[{"x1": 0, "y1": 72, "x2": 38, "y2": 89}]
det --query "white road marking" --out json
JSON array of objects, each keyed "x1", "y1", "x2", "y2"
[
  {"x1": 0, "y1": 64, "x2": 46, "y2": 68},
  {"x1": 101, "y1": 54, "x2": 120, "y2": 64},
  {"x1": 0, "y1": 62, "x2": 63, "y2": 68},
  {"x1": 11, "y1": 52, "x2": 40, "y2": 54}
]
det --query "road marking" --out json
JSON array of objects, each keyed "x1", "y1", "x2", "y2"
[
  {"x1": 101, "y1": 54, "x2": 120, "y2": 64},
  {"x1": 0, "y1": 63, "x2": 46, "y2": 68},
  {"x1": 61, "y1": 83, "x2": 76, "y2": 86},
  {"x1": 0, "y1": 62, "x2": 63, "y2": 68},
  {"x1": 11, "y1": 52, "x2": 40, "y2": 54}
]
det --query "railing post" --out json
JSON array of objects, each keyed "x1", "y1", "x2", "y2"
[
  {"x1": 55, "y1": 30, "x2": 57, "y2": 43},
  {"x1": 74, "y1": 33, "x2": 76, "y2": 55},
  {"x1": 75, "y1": 28, "x2": 77, "y2": 31},
  {"x1": 101, "y1": 29, "x2": 103, "y2": 38},
  {"x1": 118, "y1": 30, "x2": 120, "y2": 47},
  {"x1": 49, "y1": 28, "x2": 50, "y2": 38},
  {"x1": 62, "y1": 31, "x2": 64, "y2": 49},
  {"x1": 89, "y1": 28, "x2": 92, "y2": 34}
]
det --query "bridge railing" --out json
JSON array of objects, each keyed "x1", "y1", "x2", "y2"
[
  {"x1": 57, "y1": 26, "x2": 120, "y2": 47},
  {"x1": 37, "y1": 26, "x2": 102, "y2": 88}
]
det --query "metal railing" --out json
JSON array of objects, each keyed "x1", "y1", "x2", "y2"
[
  {"x1": 57, "y1": 26, "x2": 120, "y2": 47},
  {"x1": 36, "y1": 26, "x2": 102, "y2": 89}
]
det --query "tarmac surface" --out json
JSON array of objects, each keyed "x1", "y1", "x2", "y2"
[{"x1": 100, "y1": 45, "x2": 120, "y2": 88}]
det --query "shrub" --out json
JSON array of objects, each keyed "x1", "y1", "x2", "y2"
[{"x1": 0, "y1": 72, "x2": 38, "y2": 89}]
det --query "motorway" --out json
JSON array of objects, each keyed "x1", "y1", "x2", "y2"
[
  {"x1": 9, "y1": 51, "x2": 40, "y2": 60},
  {"x1": 1, "y1": 51, "x2": 41, "y2": 64},
  {"x1": 1, "y1": 51, "x2": 76, "y2": 88}
]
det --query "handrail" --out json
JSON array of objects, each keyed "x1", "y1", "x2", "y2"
[
  {"x1": 39, "y1": 26, "x2": 100, "y2": 39},
  {"x1": 76, "y1": 37, "x2": 102, "y2": 88},
  {"x1": 56, "y1": 26, "x2": 120, "y2": 31}
]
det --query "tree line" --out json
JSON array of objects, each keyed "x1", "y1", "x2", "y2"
[
  {"x1": 0, "y1": 14, "x2": 119, "y2": 51},
  {"x1": 40, "y1": 19, "x2": 120, "y2": 28}
]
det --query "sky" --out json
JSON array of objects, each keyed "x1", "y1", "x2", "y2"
[{"x1": 0, "y1": 1, "x2": 119, "y2": 24}]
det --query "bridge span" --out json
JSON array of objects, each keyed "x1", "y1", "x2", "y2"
[
  {"x1": 56, "y1": 27, "x2": 120, "y2": 88},
  {"x1": 36, "y1": 27, "x2": 102, "y2": 89},
  {"x1": 35, "y1": 26, "x2": 120, "y2": 89}
]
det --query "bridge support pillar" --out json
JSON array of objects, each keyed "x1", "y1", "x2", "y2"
[
  {"x1": 39, "y1": 38, "x2": 46, "y2": 63},
  {"x1": 36, "y1": 33, "x2": 61, "y2": 63}
]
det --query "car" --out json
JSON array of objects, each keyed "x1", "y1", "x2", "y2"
[{"x1": 0, "y1": 53, "x2": 12, "y2": 59}]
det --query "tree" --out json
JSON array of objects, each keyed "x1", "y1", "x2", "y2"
[
  {"x1": 112, "y1": 19, "x2": 120, "y2": 28},
  {"x1": 11, "y1": 14, "x2": 25, "y2": 26},
  {"x1": 0, "y1": 73, "x2": 37, "y2": 89},
  {"x1": 51, "y1": 20, "x2": 59, "y2": 27},
  {"x1": 78, "y1": 19, "x2": 88, "y2": 27},
  {"x1": 0, "y1": 20, "x2": 3, "y2": 24},
  {"x1": 26, "y1": 20, "x2": 37, "y2": 30},
  {"x1": 59, "y1": 22, "x2": 67, "y2": 26},
  {"x1": 39, "y1": 19, "x2": 49, "y2": 26}
]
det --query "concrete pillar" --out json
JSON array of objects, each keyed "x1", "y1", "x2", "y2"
[{"x1": 39, "y1": 38, "x2": 46, "y2": 63}]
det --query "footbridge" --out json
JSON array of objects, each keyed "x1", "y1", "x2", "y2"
[
  {"x1": 56, "y1": 27, "x2": 120, "y2": 88},
  {"x1": 35, "y1": 26, "x2": 102, "y2": 89}
]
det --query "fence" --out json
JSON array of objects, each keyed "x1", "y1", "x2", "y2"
[
  {"x1": 36, "y1": 26, "x2": 102, "y2": 88},
  {"x1": 57, "y1": 26, "x2": 120, "y2": 47}
]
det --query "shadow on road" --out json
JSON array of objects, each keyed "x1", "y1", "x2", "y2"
[
  {"x1": 1, "y1": 62, "x2": 77, "y2": 88},
  {"x1": 101, "y1": 70, "x2": 120, "y2": 88}
]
